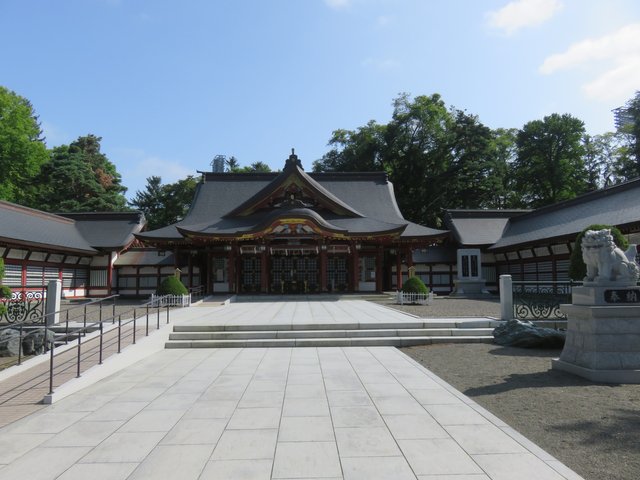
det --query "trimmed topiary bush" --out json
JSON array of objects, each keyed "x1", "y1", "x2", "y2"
[
  {"x1": 568, "y1": 224, "x2": 628, "y2": 281},
  {"x1": 157, "y1": 276, "x2": 188, "y2": 295},
  {"x1": 402, "y1": 276, "x2": 429, "y2": 294}
]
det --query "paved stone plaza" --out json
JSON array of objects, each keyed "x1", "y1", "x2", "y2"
[{"x1": 0, "y1": 300, "x2": 584, "y2": 479}]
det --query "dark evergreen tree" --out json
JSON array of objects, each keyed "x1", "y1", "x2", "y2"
[
  {"x1": 130, "y1": 175, "x2": 198, "y2": 230},
  {"x1": 36, "y1": 134, "x2": 128, "y2": 212}
]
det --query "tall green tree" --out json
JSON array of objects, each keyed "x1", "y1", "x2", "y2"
[
  {"x1": 313, "y1": 121, "x2": 387, "y2": 173},
  {"x1": 36, "y1": 134, "x2": 128, "y2": 212},
  {"x1": 314, "y1": 93, "x2": 501, "y2": 226},
  {"x1": 512, "y1": 113, "x2": 588, "y2": 208},
  {"x1": 484, "y1": 128, "x2": 519, "y2": 208},
  {"x1": 130, "y1": 175, "x2": 198, "y2": 230},
  {"x1": 613, "y1": 91, "x2": 640, "y2": 179},
  {"x1": 0, "y1": 86, "x2": 49, "y2": 204}
]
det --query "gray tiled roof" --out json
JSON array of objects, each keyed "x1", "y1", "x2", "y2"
[
  {"x1": 114, "y1": 249, "x2": 175, "y2": 266},
  {"x1": 138, "y1": 170, "x2": 448, "y2": 241},
  {"x1": 60, "y1": 212, "x2": 145, "y2": 249},
  {"x1": 444, "y1": 210, "x2": 529, "y2": 246},
  {"x1": 491, "y1": 179, "x2": 640, "y2": 250},
  {"x1": 0, "y1": 201, "x2": 96, "y2": 254}
]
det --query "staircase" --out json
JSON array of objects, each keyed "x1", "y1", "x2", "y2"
[{"x1": 165, "y1": 319, "x2": 499, "y2": 348}]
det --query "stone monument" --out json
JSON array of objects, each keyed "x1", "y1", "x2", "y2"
[
  {"x1": 451, "y1": 248, "x2": 489, "y2": 296},
  {"x1": 552, "y1": 228, "x2": 640, "y2": 383}
]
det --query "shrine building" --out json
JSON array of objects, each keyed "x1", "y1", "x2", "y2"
[{"x1": 135, "y1": 150, "x2": 448, "y2": 294}]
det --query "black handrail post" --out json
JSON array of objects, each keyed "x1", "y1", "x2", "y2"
[
  {"x1": 99, "y1": 321, "x2": 104, "y2": 365},
  {"x1": 48, "y1": 335, "x2": 55, "y2": 395},
  {"x1": 133, "y1": 314, "x2": 137, "y2": 345},
  {"x1": 83, "y1": 304, "x2": 87, "y2": 330},
  {"x1": 76, "y1": 332, "x2": 82, "y2": 378},
  {"x1": 99, "y1": 302, "x2": 103, "y2": 323},
  {"x1": 117, "y1": 315, "x2": 122, "y2": 353},
  {"x1": 157, "y1": 306, "x2": 160, "y2": 329},
  {"x1": 17, "y1": 323, "x2": 23, "y2": 366},
  {"x1": 146, "y1": 305, "x2": 149, "y2": 336}
]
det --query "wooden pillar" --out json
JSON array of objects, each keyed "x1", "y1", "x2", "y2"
[
  {"x1": 261, "y1": 246, "x2": 269, "y2": 293},
  {"x1": 228, "y1": 245, "x2": 236, "y2": 293},
  {"x1": 188, "y1": 253, "x2": 193, "y2": 288},
  {"x1": 396, "y1": 248, "x2": 402, "y2": 290},
  {"x1": 319, "y1": 241, "x2": 328, "y2": 293},
  {"x1": 107, "y1": 252, "x2": 114, "y2": 295},
  {"x1": 206, "y1": 252, "x2": 212, "y2": 294},
  {"x1": 376, "y1": 245, "x2": 383, "y2": 293},
  {"x1": 352, "y1": 242, "x2": 360, "y2": 292}
]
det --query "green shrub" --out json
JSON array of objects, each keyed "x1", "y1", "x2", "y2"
[
  {"x1": 568, "y1": 224, "x2": 628, "y2": 281},
  {"x1": 402, "y1": 276, "x2": 429, "y2": 294},
  {"x1": 0, "y1": 259, "x2": 11, "y2": 317},
  {"x1": 157, "y1": 276, "x2": 188, "y2": 295}
]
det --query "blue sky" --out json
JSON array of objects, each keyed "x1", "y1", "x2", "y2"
[{"x1": 2, "y1": 0, "x2": 640, "y2": 198}]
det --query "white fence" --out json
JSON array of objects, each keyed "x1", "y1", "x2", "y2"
[
  {"x1": 396, "y1": 291, "x2": 433, "y2": 305},
  {"x1": 150, "y1": 293, "x2": 191, "y2": 308}
]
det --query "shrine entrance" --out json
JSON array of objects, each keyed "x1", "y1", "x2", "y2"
[{"x1": 271, "y1": 254, "x2": 319, "y2": 294}]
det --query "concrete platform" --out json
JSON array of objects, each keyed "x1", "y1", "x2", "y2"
[
  {"x1": 0, "y1": 300, "x2": 583, "y2": 479},
  {"x1": 0, "y1": 346, "x2": 583, "y2": 479}
]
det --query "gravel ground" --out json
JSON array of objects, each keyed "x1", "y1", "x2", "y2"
[
  {"x1": 401, "y1": 343, "x2": 640, "y2": 480},
  {"x1": 374, "y1": 295, "x2": 502, "y2": 318}
]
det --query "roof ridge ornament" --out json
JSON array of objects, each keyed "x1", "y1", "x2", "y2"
[{"x1": 285, "y1": 148, "x2": 303, "y2": 170}]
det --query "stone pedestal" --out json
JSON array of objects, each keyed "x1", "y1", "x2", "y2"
[
  {"x1": 552, "y1": 286, "x2": 640, "y2": 383},
  {"x1": 451, "y1": 279, "x2": 489, "y2": 296}
]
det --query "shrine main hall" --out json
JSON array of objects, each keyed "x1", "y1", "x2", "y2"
[{"x1": 136, "y1": 151, "x2": 448, "y2": 294}]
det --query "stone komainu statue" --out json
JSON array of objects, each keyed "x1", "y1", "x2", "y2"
[{"x1": 581, "y1": 229, "x2": 639, "y2": 286}]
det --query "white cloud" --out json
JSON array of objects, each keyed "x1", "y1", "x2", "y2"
[
  {"x1": 540, "y1": 23, "x2": 640, "y2": 101},
  {"x1": 486, "y1": 0, "x2": 563, "y2": 35},
  {"x1": 324, "y1": 0, "x2": 351, "y2": 10}
]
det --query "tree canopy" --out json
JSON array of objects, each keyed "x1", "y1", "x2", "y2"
[
  {"x1": 512, "y1": 113, "x2": 588, "y2": 208},
  {"x1": 129, "y1": 175, "x2": 198, "y2": 230},
  {"x1": 0, "y1": 86, "x2": 49, "y2": 204},
  {"x1": 36, "y1": 134, "x2": 128, "y2": 212}
]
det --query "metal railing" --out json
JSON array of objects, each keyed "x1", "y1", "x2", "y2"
[
  {"x1": 0, "y1": 286, "x2": 46, "y2": 324},
  {"x1": 512, "y1": 281, "x2": 577, "y2": 320},
  {"x1": 46, "y1": 297, "x2": 173, "y2": 396},
  {"x1": 396, "y1": 291, "x2": 433, "y2": 305}
]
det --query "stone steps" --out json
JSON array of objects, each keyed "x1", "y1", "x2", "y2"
[{"x1": 165, "y1": 319, "x2": 499, "y2": 348}]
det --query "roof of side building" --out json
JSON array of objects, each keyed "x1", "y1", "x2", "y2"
[{"x1": 490, "y1": 178, "x2": 640, "y2": 250}]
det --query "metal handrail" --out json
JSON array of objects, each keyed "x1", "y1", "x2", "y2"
[{"x1": 46, "y1": 295, "x2": 177, "y2": 396}]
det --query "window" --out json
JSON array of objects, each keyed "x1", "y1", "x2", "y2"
[{"x1": 90, "y1": 270, "x2": 108, "y2": 287}]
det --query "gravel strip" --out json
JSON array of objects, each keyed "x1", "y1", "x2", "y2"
[{"x1": 372, "y1": 296, "x2": 501, "y2": 318}]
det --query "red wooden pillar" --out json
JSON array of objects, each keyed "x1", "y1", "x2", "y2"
[
  {"x1": 228, "y1": 245, "x2": 236, "y2": 293},
  {"x1": 351, "y1": 242, "x2": 360, "y2": 292},
  {"x1": 206, "y1": 252, "x2": 212, "y2": 294},
  {"x1": 376, "y1": 245, "x2": 383, "y2": 293},
  {"x1": 107, "y1": 251, "x2": 114, "y2": 295},
  {"x1": 396, "y1": 248, "x2": 402, "y2": 290},
  {"x1": 187, "y1": 252, "x2": 193, "y2": 288},
  {"x1": 319, "y1": 242, "x2": 327, "y2": 293},
  {"x1": 261, "y1": 246, "x2": 269, "y2": 293}
]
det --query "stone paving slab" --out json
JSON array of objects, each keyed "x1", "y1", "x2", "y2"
[{"x1": 0, "y1": 345, "x2": 584, "y2": 479}]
